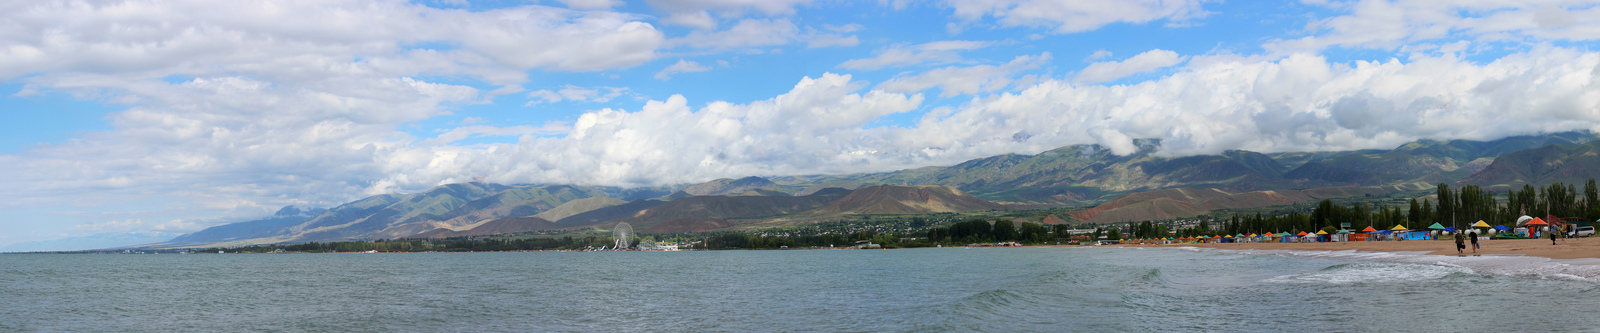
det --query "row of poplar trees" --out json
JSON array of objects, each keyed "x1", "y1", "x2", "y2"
[{"x1": 1216, "y1": 180, "x2": 1600, "y2": 236}]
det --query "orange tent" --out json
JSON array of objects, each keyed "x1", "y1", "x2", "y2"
[
  {"x1": 1296, "y1": 231, "x2": 1308, "y2": 236},
  {"x1": 1361, "y1": 226, "x2": 1377, "y2": 232},
  {"x1": 1528, "y1": 217, "x2": 1548, "y2": 225}
]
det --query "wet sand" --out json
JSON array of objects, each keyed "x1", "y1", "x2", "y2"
[{"x1": 1133, "y1": 237, "x2": 1600, "y2": 260}]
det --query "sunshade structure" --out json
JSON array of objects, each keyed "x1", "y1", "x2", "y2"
[
  {"x1": 1315, "y1": 230, "x2": 1329, "y2": 235},
  {"x1": 1391, "y1": 225, "x2": 1409, "y2": 231},
  {"x1": 1427, "y1": 223, "x2": 1446, "y2": 230},
  {"x1": 1528, "y1": 218, "x2": 1549, "y2": 225},
  {"x1": 1362, "y1": 226, "x2": 1377, "y2": 232},
  {"x1": 1473, "y1": 221, "x2": 1491, "y2": 228},
  {"x1": 1493, "y1": 225, "x2": 1511, "y2": 231},
  {"x1": 1338, "y1": 229, "x2": 1351, "y2": 234},
  {"x1": 1444, "y1": 227, "x2": 1458, "y2": 232},
  {"x1": 1297, "y1": 231, "x2": 1308, "y2": 236}
]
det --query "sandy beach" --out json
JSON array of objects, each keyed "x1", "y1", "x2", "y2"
[{"x1": 1138, "y1": 237, "x2": 1600, "y2": 259}]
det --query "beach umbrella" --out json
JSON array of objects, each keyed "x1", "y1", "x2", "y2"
[
  {"x1": 1315, "y1": 230, "x2": 1328, "y2": 235},
  {"x1": 1361, "y1": 226, "x2": 1377, "y2": 232},
  {"x1": 1391, "y1": 225, "x2": 1408, "y2": 231},
  {"x1": 1338, "y1": 229, "x2": 1351, "y2": 234},
  {"x1": 1528, "y1": 218, "x2": 1548, "y2": 225},
  {"x1": 1297, "y1": 231, "x2": 1308, "y2": 236},
  {"x1": 1473, "y1": 221, "x2": 1491, "y2": 228},
  {"x1": 1427, "y1": 223, "x2": 1446, "y2": 230}
]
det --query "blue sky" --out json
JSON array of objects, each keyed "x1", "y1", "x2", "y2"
[{"x1": 4, "y1": 0, "x2": 1600, "y2": 250}]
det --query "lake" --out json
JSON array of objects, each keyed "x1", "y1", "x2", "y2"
[{"x1": 4, "y1": 247, "x2": 1598, "y2": 332}]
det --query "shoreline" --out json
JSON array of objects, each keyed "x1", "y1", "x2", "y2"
[{"x1": 1127, "y1": 237, "x2": 1600, "y2": 260}]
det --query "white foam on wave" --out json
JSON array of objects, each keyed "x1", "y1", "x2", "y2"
[
  {"x1": 1264, "y1": 262, "x2": 1468, "y2": 285},
  {"x1": 1195, "y1": 248, "x2": 1600, "y2": 283}
]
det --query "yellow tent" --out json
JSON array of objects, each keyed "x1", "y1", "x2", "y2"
[
  {"x1": 1391, "y1": 225, "x2": 1408, "y2": 231},
  {"x1": 1473, "y1": 221, "x2": 1491, "y2": 228},
  {"x1": 1315, "y1": 230, "x2": 1329, "y2": 235}
]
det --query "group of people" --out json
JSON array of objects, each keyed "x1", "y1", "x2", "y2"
[
  {"x1": 1453, "y1": 230, "x2": 1482, "y2": 256},
  {"x1": 1452, "y1": 226, "x2": 1566, "y2": 256}
]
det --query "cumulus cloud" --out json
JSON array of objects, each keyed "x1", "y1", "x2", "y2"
[
  {"x1": 942, "y1": 0, "x2": 1210, "y2": 33},
  {"x1": 879, "y1": 52, "x2": 1052, "y2": 97},
  {"x1": 1073, "y1": 49, "x2": 1185, "y2": 84},
  {"x1": 654, "y1": 60, "x2": 713, "y2": 80},
  {"x1": 1268, "y1": 0, "x2": 1600, "y2": 52},
  {"x1": 838, "y1": 40, "x2": 994, "y2": 70},
  {"x1": 367, "y1": 47, "x2": 1600, "y2": 191}
]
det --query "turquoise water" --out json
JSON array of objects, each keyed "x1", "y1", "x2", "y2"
[{"x1": 3, "y1": 247, "x2": 1599, "y2": 332}]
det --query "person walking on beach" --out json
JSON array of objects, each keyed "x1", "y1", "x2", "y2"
[
  {"x1": 1469, "y1": 230, "x2": 1479, "y2": 254},
  {"x1": 1454, "y1": 231, "x2": 1465, "y2": 255},
  {"x1": 1550, "y1": 226, "x2": 1558, "y2": 245}
]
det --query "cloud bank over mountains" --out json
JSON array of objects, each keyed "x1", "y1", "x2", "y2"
[{"x1": 3, "y1": 0, "x2": 1600, "y2": 247}]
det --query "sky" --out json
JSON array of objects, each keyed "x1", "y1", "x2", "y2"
[{"x1": 4, "y1": 0, "x2": 1600, "y2": 250}]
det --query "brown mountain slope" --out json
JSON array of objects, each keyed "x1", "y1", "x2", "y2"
[
  {"x1": 412, "y1": 217, "x2": 559, "y2": 238},
  {"x1": 534, "y1": 197, "x2": 627, "y2": 222},
  {"x1": 620, "y1": 195, "x2": 838, "y2": 231},
  {"x1": 809, "y1": 185, "x2": 1008, "y2": 215},
  {"x1": 643, "y1": 218, "x2": 733, "y2": 233}
]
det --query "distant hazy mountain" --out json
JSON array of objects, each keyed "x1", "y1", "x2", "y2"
[
  {"x1": 162, "y1": 206, "x2": 326, "y2": 245},
  {"x1": 1, "y1": 232, "x2": 178, "y2": 253},
  {"x1": 159, "y1": 131, "x2": 1600, "y2": 246},
  {"x1": 1460, "y1": 140, "x2": 1600, "y2": 188},
  {"x1": 682, "y1": 176, "x2": 783, "y2": 196},
  {"x1": 1281, "y1": 132, "x2": 1598, "y2": 186}
]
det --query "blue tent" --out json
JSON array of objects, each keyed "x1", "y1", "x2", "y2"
[
  {"x1": 1493, "y1": 225, "x2": 1511, "y2": 231},
  {"x1": 1444, "y1": 227, "x2": 1459, "y2": 232}
]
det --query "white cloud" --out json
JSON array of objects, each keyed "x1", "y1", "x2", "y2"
[
  {"x1": 654, "y1": 60, "x2": 713, "y2": 80},
  {"x1": 647, "y1": 0, "x2": 813, "y2": 29},
  {"x1": 1268, "y1": 0, "x2": 1600, "y2": 52},
  {"x1": 1085, "y1": 49, "x2": 1113, "y2": 61},
  {"x1": 526, "y1": 85, "x2": 631, "y2": 104},
  {"x1": 421, "y1": 123, "x2": 571, "y2": 146},
  {"x1": 666, "y1": 19, "x2": 800, "y2": 50},
  {"x1": 559, "y1": 0, "x2": 623, "y2": 10},
  {"x1": 838, "y1": 40, "x2": 994, "y2": 70},
  {"x1": 879, "y1": 52, "x2": 1052, "y2": 97},
  {"x1": 824, "y1": 23, "x2": 865, "y2": 33},
  {"x1": 488, "y1": 84, "x2": 526, "y2": 96},
  {"x1": 1073, "y1": 49, "x2": 1184, "y2": 84},
  {"x1": 942, "y1": 0, "x2": 1210, "y2": 33},
  {"x1": 0, "y1": 2, "x2": 665, "y2": 82}
]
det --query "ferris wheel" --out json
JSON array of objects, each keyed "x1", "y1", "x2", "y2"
[{"x1": 613, "y1": 222, "x2": 634, "y2": 250}]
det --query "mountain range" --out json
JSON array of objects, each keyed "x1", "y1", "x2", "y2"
[{"x1": 154, "y1": 131, "x2": 1600, "y2": 248}]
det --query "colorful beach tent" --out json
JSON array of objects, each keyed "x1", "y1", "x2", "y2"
[
  {"x1": 1444, "y1": 227, "x2": 1458, "y2": 232},
  {"x1": 1473, "y1": 221, "x2": 1491, "y2": 228},
  {"x1": 1427, "y1": 223, "x2": 1446, "y2": 230},
  {"x1": 1493, "y1": 225, "x2": 1511, "y2": 231},
  {"x1": 1297, "y1": 231, "x2": 1308, "y2": 236},
  {"x1": 1391, "y1": 225, "x2": 1408, "y2": 231},
  {"x1": 1315, "y1": 230, "x2": 1328, "y2": 235},
  {"x1": 1362, "y1": 226, "x2": 1377, "y2": 232},
  {"x1": 1528, "y1": 218, "x2": 1548, "y2": 225}
]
